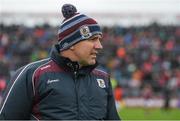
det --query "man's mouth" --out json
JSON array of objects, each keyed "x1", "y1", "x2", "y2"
[{"x1": 90, "y1": 53, "x2": 97, "y2": 58}]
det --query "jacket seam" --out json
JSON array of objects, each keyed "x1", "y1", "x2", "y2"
[
  {"x1": 0, "y1": 58, "x2": 49, "y2": 115},
  {"x1": 32, "y1": 59, "x2": 52, "y2": 96},
  {"x1": 31, "y1": 114, "x2": 40, "y2": 121},
  {"x1": 94, "y1": 69, "x2": 108, "y2": 75}
]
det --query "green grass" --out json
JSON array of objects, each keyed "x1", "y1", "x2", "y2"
[{"x1": 119, "y1": 107, "x2": 180, "y2": 120}]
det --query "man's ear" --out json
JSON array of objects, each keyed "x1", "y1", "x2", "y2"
[{"x1": 70, "y1": 46, "x2": 74, "y2": 50}]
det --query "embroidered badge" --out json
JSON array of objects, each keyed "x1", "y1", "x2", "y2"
[
  {"x1": 97, "y1": 79, "x2": 106, "y2": 88},
  {"x1": 80, "y1": 25, "x2": 92, "y2": 39}
]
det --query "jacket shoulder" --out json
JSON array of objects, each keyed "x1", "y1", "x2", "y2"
[
  {"x1": 21, "y1": 58, "x2": 50, "y2": 71},
  {"x1": 11, "y1": 58, "x2": 51, "y2": 80},
  {"x1": 92, "y1": 68, "x2": 109, "y2": 78}
]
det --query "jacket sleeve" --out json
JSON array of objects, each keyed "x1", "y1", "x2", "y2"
[
  {"x1": 0, "y1": 66, "x2": 34, "y2": 120},
  {"x1": 106, "y1": 77, "x2": 121, "y2": 120}
]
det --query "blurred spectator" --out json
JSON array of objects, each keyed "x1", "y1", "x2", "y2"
[
  {"x1": 142, "y1": 84, "x2": 153, "y2": 114},
  {"x1": 162, "y1": 81, "x2": 171, "y2": 111}
]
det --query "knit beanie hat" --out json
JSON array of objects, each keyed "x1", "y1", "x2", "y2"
[{"x1": 58, "y1": 4, "x2": 102, "y2": 51}]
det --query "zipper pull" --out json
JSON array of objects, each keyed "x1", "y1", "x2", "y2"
[{"x1": 74, "y1": 71, "x2": 77, "y2": 80}]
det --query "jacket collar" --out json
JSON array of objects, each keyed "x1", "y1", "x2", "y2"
[{"x1": 50, "y1": 44, "x2": 98, "y2": 75}]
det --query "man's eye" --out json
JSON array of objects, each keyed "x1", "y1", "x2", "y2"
[
  {"x1": 89, "y1": 35, "x2": 102, "y2": 42},
  {"x1": 91, "y1": 37, "x2": 99, "y2": 40},
  {"x1": 89, "y1": 38, "x2": 96, "y2": 41},
  {"x1": 91, "y1": 38, "x2": 96, "y2": 41}
]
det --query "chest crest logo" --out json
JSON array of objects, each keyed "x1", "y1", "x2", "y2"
[{"x1": 97, "y1": 79, "x2": 106, "y2": 88}]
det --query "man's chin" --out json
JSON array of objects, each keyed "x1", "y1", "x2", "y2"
[
  {"x1": 88, "y1": 59, "x2": 96, "y2": 65},
  {"x1": 79, "y1": 59, "x2": 96, "y2": 66}
]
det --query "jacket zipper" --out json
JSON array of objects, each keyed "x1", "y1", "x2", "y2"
[{"x1": 74, "y1": 71, "x2": 79, "y2": 119}]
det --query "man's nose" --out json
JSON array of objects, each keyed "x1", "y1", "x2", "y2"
[{"x1": 94, "y1": 40, "x2": 103, "y2": 49}]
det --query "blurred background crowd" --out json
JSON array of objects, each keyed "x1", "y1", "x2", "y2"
[{"x1": 0, "y1": 23, "x2": 179, "y2": 107}]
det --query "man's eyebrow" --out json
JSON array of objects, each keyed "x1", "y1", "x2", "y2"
[{"x1": 90, "y1": 35, "x2": 102, "y2": 40}]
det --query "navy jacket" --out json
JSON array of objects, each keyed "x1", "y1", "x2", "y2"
[{"x1": 0, "y1": 45, "x2": 120, "y2": 120}]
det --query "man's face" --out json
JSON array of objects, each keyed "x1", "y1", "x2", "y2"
[{"x1": 72, "y1": 34, "x2": 103, "y2": 66}]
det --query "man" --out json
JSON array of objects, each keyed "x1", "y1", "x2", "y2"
[{"x1": 0, "y1": 4, "x2": 120, "y2": 120}]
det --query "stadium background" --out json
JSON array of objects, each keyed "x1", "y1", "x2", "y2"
[{"x1": 0, "y1": 0, "x2": 180, "y2": 119}]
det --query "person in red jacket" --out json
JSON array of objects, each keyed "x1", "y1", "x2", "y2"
[{"x1": 114, "y1": 85, "x2": 124, "y2": 111}]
